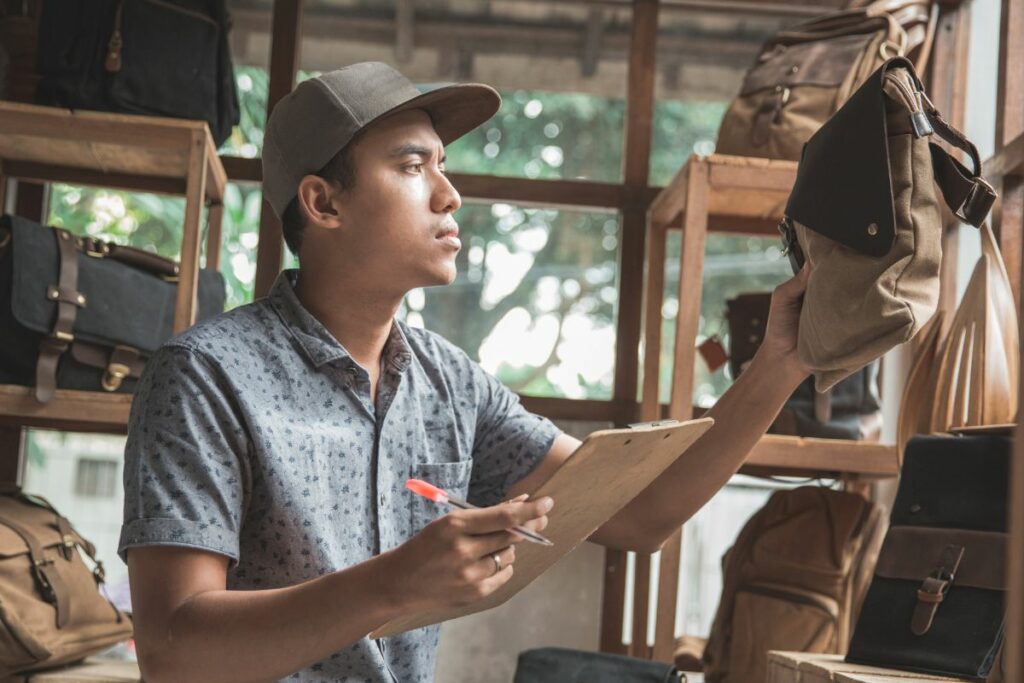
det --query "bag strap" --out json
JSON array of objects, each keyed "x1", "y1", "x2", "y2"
[
  {"x1": 35, "y1": 228, "x2": 85, "y2": 403},
  {"x1": 911, "y1": 3, "x2": 939, "y2": 74},
  {"x1": 925, "y1": 110, "x2": 997, "y2": 227},
  {"x1": 0, "y1": 511, "x2": 71, "y2": 629}
]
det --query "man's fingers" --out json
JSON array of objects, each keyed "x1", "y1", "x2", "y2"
[
  {"x1": 474, "y1": 563, "x2": 515, "y2": 596},
  {"x1": 456, "y1": 497, "x2": 554, "y2": 534},
  {"x1": 462, "y1": 530, "x2": 521, "y2": 558}
]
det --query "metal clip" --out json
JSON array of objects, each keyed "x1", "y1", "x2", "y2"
[
  {"x1": 911, "y1": 111, "x2": 934, "y2": 138},
  {"x1": 102, "y1": 362, "x2": 130, "y2": 392},
  {"x1": 628, "y1": 419, "x2": 679, "y2": 429}
]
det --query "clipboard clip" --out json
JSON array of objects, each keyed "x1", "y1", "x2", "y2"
[{"x1": 627, "y1": 419, "x2": 680, "y2": 429}]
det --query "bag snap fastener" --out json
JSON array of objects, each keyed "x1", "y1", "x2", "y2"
[{"x1": 867, "y1": 224, "x2": 878, "y2": 236}]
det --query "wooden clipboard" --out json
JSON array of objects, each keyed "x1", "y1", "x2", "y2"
[{"x1": 370, "y1": 417, "x2": 714, "y2": 638}]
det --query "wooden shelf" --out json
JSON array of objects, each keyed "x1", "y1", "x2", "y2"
[
  {"x1": 985, "y1": 130, "x2": 1024, "y2": 178},
  {"x1": 649, "y1": 153, "x2": 797, "y2": 236},
  {"x1": 0, "y1": 385, "x2": 131, "y2": 434},
  {"x1": 0, "y1": 101, "x2": 226, "y2": 201},
  {"x1": 741, "y1": 434, "x2": 899, "y2": 479}
]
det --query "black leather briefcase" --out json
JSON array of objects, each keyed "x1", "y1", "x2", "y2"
[
  {"x1": 0, "y1": 214, "x2": 225, "y2": 402},
  {"x1": 845, "y1": 434, "x2": 1008, "y2": 679}
]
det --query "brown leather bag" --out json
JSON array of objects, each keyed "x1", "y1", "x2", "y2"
[
  {"x1": 716, "y1": 0, "x2": 936, "y2": 160},
  {"x1": 699, "y1": 487, "x2": 887, "y2": 683},
  {"x1": 0, "y1": 488, "x2": 131, "y2": 677}
]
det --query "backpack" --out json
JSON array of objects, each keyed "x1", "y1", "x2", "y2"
[
  {"x1": 35, "y1": 0, "x2": 240, "y2": 146},
  {"x1": 701, "y1": 486, "x2": 887, "y2": 683}
]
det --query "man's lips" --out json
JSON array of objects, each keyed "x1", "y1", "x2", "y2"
[{"x1": 435, "y1": 225, "x2": 459, "y2": 239}]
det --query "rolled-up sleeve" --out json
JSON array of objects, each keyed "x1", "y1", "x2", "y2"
[
  {"x1": 118, "y1": 343, "x2": 250, "y2": 567},
  {"x1": 466, "y1": 364, "x2": 562, "y2": 507}
]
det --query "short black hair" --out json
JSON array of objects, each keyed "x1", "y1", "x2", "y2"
[{"x1": 280, "y1": 140, "x2": 359, "y2": 256}]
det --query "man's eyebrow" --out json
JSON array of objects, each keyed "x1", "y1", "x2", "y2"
[{"x1": 388, "y1": 144, "x2": 446, "y2": 163}]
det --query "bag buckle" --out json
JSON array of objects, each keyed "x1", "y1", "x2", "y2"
[
  {"x1": 80, "y1": 237, "x2": 111, "y2": 259},
  {"x1": 911, "y1": 544, "x2": 964, "y2": 636},
  {"x1": 102, "y1": 362, "x2": 130, "y2": 392},
  {"x1": 778, "y1": 217, "x2": 805, "y2": 275},
  {"x1": 958, "y1": 177, "x2": 997, "y2": 228}
]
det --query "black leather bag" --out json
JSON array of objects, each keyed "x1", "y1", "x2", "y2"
[
  {"x1": 726, "y1": 292, "x2": 882, "y2": 440},
  {"x1": 35, "y1": 0, "x2": 240, "y2": 146},
  {"x1": 0, "y1": 214, "x2": 225, "y2": 402},
  {"x1": 514, "y1": 648, "x2": 685, "y2": 683},
  {"x1": 845, "y1": 434, "x2": 1008, "y2": 679}
]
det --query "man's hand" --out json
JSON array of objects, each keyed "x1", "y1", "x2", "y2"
[
  {"x1": 380, "y1": 495, "x2": 553, "y2": 613},
  {"x1": 753, "y1": 264, "x2": 811, "y2": 379}
]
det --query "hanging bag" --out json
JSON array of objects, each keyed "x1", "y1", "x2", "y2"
[{"x1": 778, "y1": 57, "x2": 996, "y2": 391}]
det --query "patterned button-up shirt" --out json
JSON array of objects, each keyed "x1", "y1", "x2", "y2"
[{"x1": 118, "y1": 270, "x2": 562, "y2": 682}]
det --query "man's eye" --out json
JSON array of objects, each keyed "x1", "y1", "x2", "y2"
[{"x1": 406, "y1": 163, "x2": 423, "y2": 173}]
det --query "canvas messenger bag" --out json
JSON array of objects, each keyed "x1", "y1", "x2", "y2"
[
  {"x1": 0, "y1": 214, "x2": 226, "y2": 403},
  {"x1": 778, "y1": 57, "x2": 996, "y2": 391},
  {"x1": 716, "y1": 0, "x2": 936, "y2": 160},
  {"x1": 0, "y1": 488, "x2": 132, "y2": 677}
]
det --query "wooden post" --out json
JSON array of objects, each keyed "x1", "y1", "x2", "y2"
[
  {"x1": 206, "y1": 201, "x2": 224, "y2": 272},
  {"x1": 0, "y1": 428, "x2": 24, "y2": 487},
  {"x1": 173, "y1": 130, "x2": 208, "y2": 333},
  {"x1": 996, "y1": 0, "x2": 1024, "y2": 305},
  {"x1": 602, "y1": 0, "x2": 659, "y2": 657},
  {"x1": 253, "y1": 0, "x2": 304, "y2": 299},
  {"x1": 998, "y1": 0, "x2": 1024, "y2": 675},
  {"x1": 927, "y1": 3, "x2": 971, "y2": 338}
]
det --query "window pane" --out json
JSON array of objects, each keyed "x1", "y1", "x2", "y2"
[
  {"x1": 296, "y1": 1, "x2": 630, "y2": 182},
  {"x1": 659, "y1": 233, "x2": 792, "y2": 407},
  {"x1": 48, "y1": 182, "x2": 262, "y2": 310},
  {"x1": 400, "y1": 202, "x2": 619, "y2": 400}
]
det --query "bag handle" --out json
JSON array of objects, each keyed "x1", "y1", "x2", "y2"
[{"x1": 75, "y1": 236, "x2": 181, "y2": 280}]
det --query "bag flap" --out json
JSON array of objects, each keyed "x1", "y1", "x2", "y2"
[
  {"x1": 894, "y1": 435, "x2": 1010, "y2": 531},
  {"x1": 784, "y1": 59, "x2": 914, "y2": 257},
  {"x1": 0, "y1": 496, "x2": 65, "y2": 559},
  {"x1": 875, "y1": 526, "x2": 1005, "y2": 591},
  {"x1": 6, "y1": 215, "x2": 226, "y2": 352},
  {"x1": 742, "y1": 32, "x2": 878, "y2": 95}
]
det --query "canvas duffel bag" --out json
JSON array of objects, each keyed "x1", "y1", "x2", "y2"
[
  {"x1": 0, "y1": 487, "x2": 132, "y2": 677},
  {"x1": 778, "y1": 57, "x2": 996, "y2": 391},
  {"x1": 0, "y1": 214, "x2": 225, "y2": 402},
  {"x1": 716, "y1": 0, "x2": 935, "y2": 160}
]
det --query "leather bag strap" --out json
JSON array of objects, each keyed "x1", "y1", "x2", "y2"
[
  {"x1": 911, "y1": 544, "x2": 965, "y2": 635},
  {"x1": 0, "y1": 512, "x2": 71, "y2": 629},
  {"x1": 925, "y1": 109, "x2": 997, "y2": 227},
  {"x1": 35, "y1": 228, "x2": 85, "y2": 403}
]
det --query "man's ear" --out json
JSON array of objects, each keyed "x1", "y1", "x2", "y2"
[{"x1": 295, "y1": 175, "x2": 345, "y2": 231}]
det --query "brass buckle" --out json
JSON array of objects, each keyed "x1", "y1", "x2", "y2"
[
  {"x1": 52, "y1": 330, "x2": 74, "y2": 343},
  {"x1": 79, "y1": 237, "x2": 111, "y2": 258},
  {"x1": 101, "y1": 362, "x2": 130, "y2": 392}
]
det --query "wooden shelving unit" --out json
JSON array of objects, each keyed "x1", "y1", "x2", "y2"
[{"x1": 0, "y1": 102, "x2": 227, "y2": 458}]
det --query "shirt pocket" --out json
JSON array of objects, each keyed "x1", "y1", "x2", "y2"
[{"x1": 408, "y1": 460, "x2": 473, "y2": 534}]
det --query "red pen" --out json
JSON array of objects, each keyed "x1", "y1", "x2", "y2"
[{"x1": 406, "y1": 478, "x2": 554, "y2": 546}]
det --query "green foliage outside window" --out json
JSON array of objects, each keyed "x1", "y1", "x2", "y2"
[{"x1": 44, "y1": 66, "x2": 789, "y2": 402}]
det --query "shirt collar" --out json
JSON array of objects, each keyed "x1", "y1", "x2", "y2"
[{"x1": 267, "y1": 269, "x2": 412, "y2": 372}]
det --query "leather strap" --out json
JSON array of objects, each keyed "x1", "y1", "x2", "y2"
[
  {"x1": 35, "y1": 229, "x2": 84, "y2": 403},
  {"x1": 0, "y1": 512, "x2": 71, "y2": 629},
  {"x1": 814, "y1": 387, "x2": 833, "y2": 422},
  {"x1": 911, "y1": 544, "x2": 965, "y2": 636},
  {"x1": 919, "y1": 95, "x2": 998, "y2": 228}
]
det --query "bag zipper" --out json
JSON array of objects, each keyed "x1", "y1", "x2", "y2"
[{"x1": 884, "y1": 71, "x2": 934, "y2": 137}]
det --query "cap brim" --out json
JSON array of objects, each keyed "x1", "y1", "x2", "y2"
[{"x1": 370, "y1": 82, "x2": 501, "y2": 145}]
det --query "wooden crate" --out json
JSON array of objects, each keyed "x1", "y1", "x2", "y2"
[{"x1": 766, "y1": 652, "x2": 974, "y2": 683}]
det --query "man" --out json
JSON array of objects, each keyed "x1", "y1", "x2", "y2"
[{"x1": 120, "y1": 62, "x2": 810, "y2": 682}]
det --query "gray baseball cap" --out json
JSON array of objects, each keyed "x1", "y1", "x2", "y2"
[{"x1": 262, "y1": 61, "x2": 501, "y2": 217}]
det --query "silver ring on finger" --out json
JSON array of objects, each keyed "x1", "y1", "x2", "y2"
[{"x1": 491, "y1": 552, "x2": 502, "y2": 575}]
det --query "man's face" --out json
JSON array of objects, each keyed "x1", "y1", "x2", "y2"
[{"x1": 329, "y1": 109, "x2": 463, "y2": 292}]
